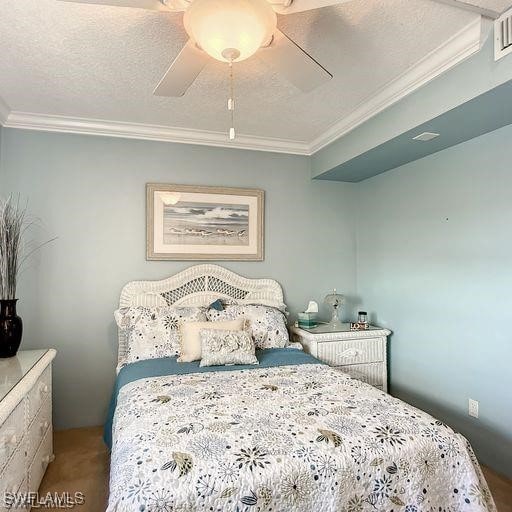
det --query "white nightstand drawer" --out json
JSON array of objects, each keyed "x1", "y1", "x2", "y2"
[
  {"x1": 26, "y1": 397, "x2": 51, "y2": 466},
  {"x1": 317, "y1": 338, "x2": 384, "y2": 366},
  {"x1": 0, "y1": 476, "x2": 27, "y2": 512},
  {"x1": 12, "y1": 477, "x2": 28, "y2": 512},
  {"x1": 291, "y1": 326, "x2": 390, "y2": 392},
  {"x1": 340, "y1": 362, "x2": 384, "y2": 387},
  {"x1": 0, "y1": 400, "x2": 25, "y2": 471},
  {"x1": 0, "y1": 350, "x2": 56, "y2": 511},
  {"x1": 27, "y1": 366, "x2": 51, "y2": 426},
  {"x1": 0, "y1": 444, "x2": 25, "y2": 503},
  {"x1": 28, "y1": 425, "x2": 53, "y2": 494}
]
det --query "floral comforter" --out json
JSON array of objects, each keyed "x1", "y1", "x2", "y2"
[{"x1": 107, "y1": 363, "x2": 495, "y2": 512}]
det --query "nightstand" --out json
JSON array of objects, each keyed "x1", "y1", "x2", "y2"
[
  {"x1": 0, "y1": 349, "x2": 56, "y2": 503},
  {"x1": 290, "y1": 324, "x2": 391, "y2": 391}
]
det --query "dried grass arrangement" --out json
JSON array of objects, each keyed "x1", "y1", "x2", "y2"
[{"x1": 0, "y1": 195, "x2": 55, "y2": 300}]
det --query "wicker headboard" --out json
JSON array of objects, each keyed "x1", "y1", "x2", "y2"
[{"x1": 117, "y1": 264, "x2": 285, "y2": 366}]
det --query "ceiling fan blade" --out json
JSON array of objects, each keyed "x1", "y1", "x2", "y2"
[
  {"x1": 153, "y1": 39, "x2": 209, "y2": 97},
  {"x1": 270, "y1": 0, "x2": 353, "y2": 15},
  {"x1": 258, "y1": 29, "x2": 332, "y2": 92},
  {"x1": 58, "y1": 0, "x2": 186, "y2": 11}
]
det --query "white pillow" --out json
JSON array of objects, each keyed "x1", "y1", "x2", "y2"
[
  {"x1": 115, "y1": 306, "x2": 206, "y2": 368},
  {"x1": 178, "y1": 318, "x2": 245, "y2": 363}
]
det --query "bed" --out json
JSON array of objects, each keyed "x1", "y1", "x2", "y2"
[{"x1": 105, "y1": 265, "x2": 496, "y2": 512}]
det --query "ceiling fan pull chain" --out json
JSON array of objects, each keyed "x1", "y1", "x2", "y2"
[{"x1": 228, "y1": 60, "x2": 236, "y2": 140}]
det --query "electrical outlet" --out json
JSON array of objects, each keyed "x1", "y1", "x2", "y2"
[{"x1": 468, "y1": 399, "x2": 479, "y2": 418}]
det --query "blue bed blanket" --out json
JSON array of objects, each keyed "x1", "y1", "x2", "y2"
[{"x1": 104, "y1": 348, "x2": 321, "y2": 448}]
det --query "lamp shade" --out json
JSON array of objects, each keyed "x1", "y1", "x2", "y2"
[
  {"x1": 184, "y1": 0, "x2": 277, "y2": 63},
  {"x1": 324, "y1": 292, "x2": 344, "y2": 309}
]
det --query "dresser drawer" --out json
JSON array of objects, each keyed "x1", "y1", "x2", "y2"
[
  {"x1": 340, "y1": 362, "x2": 384, "y2": 387},
  {"x1": 317, "y1": 338, "x2": 384, "y2": 366},
  {"x1": 26, "y1": 397, "x2": 51, "y2": 466},
  {"x1": 28, "y1": 425, "x2": 53, "y2": 494},
  {"x1": 0, "y1": 443, "x2": 25, "y2": 504},
  {"x1": 27, "y1": 366, "x2": 51, "y2": 425},
  {"x1": 0, "y1": 399, "x2": 25, "y2": 470},
  {"x1": 0, "y1": 476, "x2": 27, "y2": 512}
]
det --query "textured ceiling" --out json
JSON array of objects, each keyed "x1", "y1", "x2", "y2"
[{"x1": 0, "y1": 0, "x2": 506, "y2": 143}]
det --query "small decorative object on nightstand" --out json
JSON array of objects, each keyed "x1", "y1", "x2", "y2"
[
  {"x1": 350, "y1": 311, "x2": 369, "y2": 331},
  {"x1": 291, "y1": 324, "x2": 391, "y2": 391},
  {"x1": 324, "y1": 290, "x2": 344, "y2": 330},
  {"x1": 297, "y1": 301, "x2": 319, "y2": 329}
]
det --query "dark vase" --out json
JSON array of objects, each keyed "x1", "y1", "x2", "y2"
[{"x1": 0, "y1": 299, "x2": 23, "y2": 358}]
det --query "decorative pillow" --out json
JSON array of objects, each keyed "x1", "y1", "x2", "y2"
[
  {"x1": 199, "y1": 329, "x2": 258, "y2": 367},
  {"x1": 178, "y1": 318, "x2": 246, "y2": 363},
  {"x1": 114, "y1": 306, "x2": 206, "y2": 368},
  {"x1": 206, "y1": 304, "x2": 289, "y2": 349}
]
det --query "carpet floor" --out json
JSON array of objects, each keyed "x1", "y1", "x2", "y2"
[{"x1": 39, "y1": 426, "x2": 512, "y2": 512}]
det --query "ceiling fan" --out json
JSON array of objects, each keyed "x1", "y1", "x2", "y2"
[
  {"x1": 59, "y1": 0, "x2": 345, "y2": 97},
  {"x1": 58, "y1": 0, "x2": 500, "y2": 139}
]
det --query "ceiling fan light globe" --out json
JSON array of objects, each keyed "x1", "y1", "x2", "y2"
[{"x1": 184, "y1": 0, "x2": 276, "y2": 63}]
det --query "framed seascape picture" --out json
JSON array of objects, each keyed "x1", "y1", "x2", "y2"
[{"x1": 147, "y1": 184, "x2": 264, "y2": 261}]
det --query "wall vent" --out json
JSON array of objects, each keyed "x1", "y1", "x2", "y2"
[{"x1": 495, "y1": 8, "x2": 512, "y2": 61}]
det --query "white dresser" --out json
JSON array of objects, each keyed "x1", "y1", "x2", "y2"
[
  {"x1": 291, "y1": 325, "x2": 391, "y2": 391},
  {"x1": 0, "y1": 350, "x2": 56, "y2": 511}
]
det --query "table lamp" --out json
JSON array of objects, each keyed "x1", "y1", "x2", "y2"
[{"x1": 324, "y1": 289, "x2": 344, "y2": 330}]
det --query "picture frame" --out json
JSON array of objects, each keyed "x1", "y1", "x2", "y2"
[{"x1": 146, "y1": 184, "x2": 264, "y2": 261}]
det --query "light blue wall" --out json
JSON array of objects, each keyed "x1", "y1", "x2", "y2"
[
  {"x1": 356, "y1": 123, "x2": 512, "y2": 478},
  {"x1": 1, "y1": 123, "x2": 510, "y2": 477},
  {"x1": 0, "y1": 128, "x2": 358, "y2": 429}
]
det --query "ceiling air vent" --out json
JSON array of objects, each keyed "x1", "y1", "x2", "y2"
[
  {"x1": 413, "y1": 132, "x2": 440, "y2": 142},
  {"x1": 495, "y1": 8, "x2": 512, "y2": 61}
]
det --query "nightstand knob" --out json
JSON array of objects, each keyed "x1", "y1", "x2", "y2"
[
  {"x1": 42, "y1": 453, "x2": 55, "y2": 465},
  {"x1": 1, "y1": 433, "x2": 17, "y2": 448}
]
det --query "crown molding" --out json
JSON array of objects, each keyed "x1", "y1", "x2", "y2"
[
  {"x1": 430, "y1": 0, "x2": 500, "y2": 19},
  {"x1": 0, "y1": 95, "x2": 10, "y2": 125},
  {"x1": 0, "y1": 17, "x2": 486, "y2": 156},
  {"x1": 308, "y1": 16, "x2": 484, "y2": 154},
  {"x1": 3, "y1": 111, "x2": 311, "y2": 155}
]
